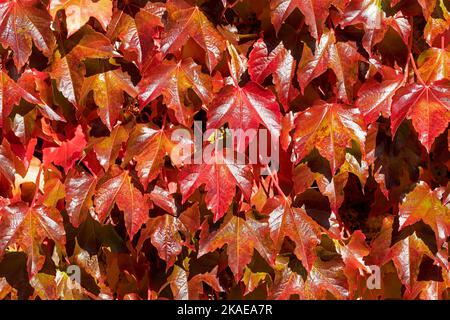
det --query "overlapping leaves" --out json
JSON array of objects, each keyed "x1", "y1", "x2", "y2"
[{"x1": 0, "y1": 0, "x2": 449, "y2": 300}]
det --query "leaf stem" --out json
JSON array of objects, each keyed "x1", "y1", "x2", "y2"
[
  {"x1": 402, "y1": 54, "x2": 410, "y2": 84},
  {"x1": 408, "y1": 52, "x2": 426, "y2": 86},
  {"x1": 31, "y1": 164, "x2": 43, "y2": 208},
  {"x1": 238, "y1": 34, "x2": 258, "y2": 40},
  {"x1": 227, "y1": 0, "x2": 240, "y2": 9},
  {"x1": 262, "y1": 161, "x2": 288, "y2": 201},
  {"x1": 259, "y1": 175, "x2": 270, "y2": 197},
  {"x1": 161, "y1": 112, "x2": 167, "y2": 130}
]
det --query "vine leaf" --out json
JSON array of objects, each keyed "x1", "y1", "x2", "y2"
[
  {"x1": 417, "y1": 46, "x2": 450, "y2": 83},
  {"x1": 0, "y1": 0, "x2": 55, "y2": 69},
  {"x1": 81, "y1": 69, "x2": 138, "y2": 131},
  {"x1": 94, "y1": 166, "x2": 150, "y2": 239},
  {"x1": 303, "y1": 258, "x2": 349, "y2": 299},
  {"x1": 340, "y1": 0, "x2": 411, "y2": 54},
  {"x1": 92, "y1": 125, "x2": 129, "y2": 172},
  {"x1": 292, "y1": 101, "x2": 366, "y2": 174},
  {"x1": 0, "y1": 202, "x2": 65, "y2": 278},
  {"x1": 198, "y1": 213, "x2": 275, "y2": 281},
  {"x1": 107, "y1": 2, "x2": 165, "y2": 72},
  {"x1": 262, "y1": 197, "x2": 321, "y2": 272},
  {"x1": 168, "y1": 265, "x2": 223, "y2": 300},
  {"x1": 0, "y1": 69, "x2": 46, "y2": 128},
  {"x1": 356, "y1": 71, "x2": 403, "y2": 125},
  {"x1": 208, "y1": 82, "x2": 282, "y2": 143},
  {"x1": 42, "y1": 125, "x2": 87, "y2": 173},
  {"x1": 179, "y1": 149, "x2": 253, "y2": 222},
  {"x1": 49, "y1": 0, "x2": 113, "y2": 37},
  {"x1": 399, "y1": 181, "x2": 449, "y2": 248},
  {"x1": 270, "y1": 0, "x2": 340, "y2": 39},
  {"x1": 160, "y1": 0, "x2": 226, "y2": 72},
  {"x1": 391, "y1": 233, "x2": 434, "y2": 299},
  {"x1": 137, "y1": 205, "x2": 200, "y2": 268},
  {"x1": 65, "y1": 168, "x2": 97, "y2": 228},
  {"x1": 391, "y1": 79, "x2": 450, "y2": 152},
  {"x1": 49, "y1": 26, "x2": 119, "y2": 105},
  {"x1": 297, "y1": 29, "x2": 364, "y2": 102},
  {"x1": 124, "y1": 124, "x2": 174, "y2": 188},
  {"x1": 138, "y1": 59, "x2": 212, "y2": 126},
  {"x1": 248, "y1": 38, "x2": 299, "y2": 110}
]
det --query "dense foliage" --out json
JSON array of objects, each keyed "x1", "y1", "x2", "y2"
[{"x1": 0, "y1": 0, "x2": 449, "y2": 300}]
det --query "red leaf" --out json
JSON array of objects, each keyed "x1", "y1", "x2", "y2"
[
  {"x1": 43, "y1": 125, "x2": 87, "y2": 173},
  {"x1": 107, "y1": 2, "x2": 165, "y2": 71},
  {"x1": 0, "y1": 202, "x2": 65, "y2": 278},
  {"x1": 138, "y1": 59, "x2": 212, "y2": 126},
  {"x1": 399, "y1": 181, "x2": 449, "y2": 248},
  {"x1": 125, "y1": 124, "x2": 174, "y2": 188},
  {"x1": 160, "y1": 0, "x2": 226, "y2": 72},
  {"x1": 268, "y1": 259, "x2": 303, "y2": 299},
  {"x1": 168, "y1": 265, "x2": 223, "y2": 300},
  {"x1": 356, "y1": 72, "x2": 404, "y2": 125},
  {"x1": 248, "y1": 38, "x2": 299, "y2": 110},
  {"x1": 65, "y1": 169, "x2": 97, "y2": 227},
  {"x1": 49, "y1": 26, "x2": 118, "y2": 105},
  {"x1": 417, "y1": 46, "x2": 450, "y2": 83},
  {"x1": 137, "y1": 214, "x2": 184, "y2": 267},
  {"x1": 391, "y1": 233, "x2": 434, "y2": 298},
  {"x1": 303, "y1": 258, "x2": 349, "y2": 299},
  {"x1": 179, "y1": 149, "x2": 253, "y2": 222},
  {"x1": 391, "y1": 80, "x2": 450, "y2": 152},
  {"x1": 262, "y1": 197, "x2": 321, "y2": 271},
  {"x1": 199, "y1": 213, "x2": 275, "y2": 281},
  {"x1": 92, "y1": 125, "x2": 129, "y2": 172},
  {"x1": 340, "y1": 0, "x2": 411, "y2": 54},
  {"x1": 270, "y1": 0, "x2": 337, "y2": 39},
  {"x1": 0, "y1": 0, "x2": 55, "y2": 69},
  {"x1": 208, "y1": 82, "x2": 282, "y2": 142},
  {"x1": 49, "y1": 0, "x2": 113, "y2": 37},
  {"x1": 292, "y1": 102, "x2": 366, "y2": 173},
  {"x1": 94, "y1": 167, "x2": 149, "y2": 238},
  {"x1": 81, "y1": 69, "x2": 138, "y2": 130},
  {"x1": 0, "y1": 69, "x2": 44, "y2": 128},
  {"x1": 297, "y1": 29, "x2": 364, "y2": 102}
]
